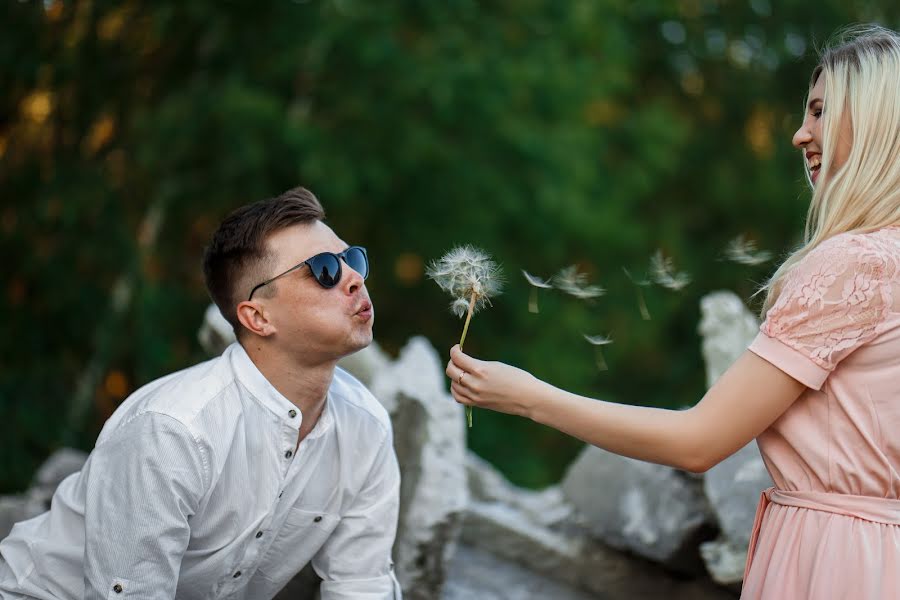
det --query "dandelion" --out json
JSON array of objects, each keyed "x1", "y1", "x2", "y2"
[
  {"x1": 622, "y1": 266, "x2": 652, "y2": 320},
  {"x1": 427, "y1": 245, "x2": 503, "y2": 427},
  {"x1": 650, "y1": 250, "x2": 691, "y2": 291},
  {"x1": 554, "y1": 265, "x2": 605, "y2": 300},
  {"x1": 724, "y1": 234, "x2": 772, "y2": 266},
  {"x1": 522, "y1": 270, "x2": 553, "y2": 313},
  {"x1": 583, "y1": 333, "x2": 614, "y2": 371}
]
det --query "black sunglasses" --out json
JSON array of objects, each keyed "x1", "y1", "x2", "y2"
[{"x1": 247, "y1": 246, "x2": 369, "y2": 301}]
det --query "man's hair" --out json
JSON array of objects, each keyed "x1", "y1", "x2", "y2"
[{"x1": 202, "y1": 187, "x2": 326, "y2": 335}]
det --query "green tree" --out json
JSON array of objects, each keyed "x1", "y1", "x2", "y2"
[{"x1": 2, "y1": 0, "x2": 897, "y2": 491}]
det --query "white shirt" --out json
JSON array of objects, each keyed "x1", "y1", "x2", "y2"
[{"x1": 0, "y1": 343, "x2": 401, "y2": 600}]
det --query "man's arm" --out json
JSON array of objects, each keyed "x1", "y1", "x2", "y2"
[
  {"x1": 82, "y1": 412, "x2": 208, "y2": 599},
  {"x1": 312, "y1": 431, "x2": 401, "y2": 600}
]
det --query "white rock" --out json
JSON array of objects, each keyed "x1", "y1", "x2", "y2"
[
  {"x1": 697, "y1": 291, "x2": 771, "y2": 585},
  {"x1": 698, "y1": 291, "x2": 759, "y2": 387},
  {"x1": 369, "y1": 337, "x2": 468, "y2": 599},
  {"x1": 700, "y1": 537, "x2": 751, "y2": 586},
  {"x1": 197, "y1": 304, "x2": 235, "y2": 355},
  {"x1": 561, "y1": 446, "x2": 712, "y2": 571},
  {"x1": 466, "y1": 452, "x2": 572, "y2": 527}
]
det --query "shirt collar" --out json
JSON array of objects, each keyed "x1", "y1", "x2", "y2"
[
  {"x1": 306, "y1": 392, "x2": 334, "y2": 441},
  {"x1": 226, "y1": 342, "x2": 334, "y2": 437}
]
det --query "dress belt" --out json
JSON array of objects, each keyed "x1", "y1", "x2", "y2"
[{"x1": 743, "y1": 487, "x2": 900, "y2": 581}]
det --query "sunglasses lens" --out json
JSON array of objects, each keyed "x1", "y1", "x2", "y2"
[
  {"x1": 309, "y1": 254, "x2": 341, "y2": 287},
  {"x1": 345, "y1": 247, "x2": 369, "y2": 279}
]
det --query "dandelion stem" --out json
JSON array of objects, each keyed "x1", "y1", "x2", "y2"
[
  {"x1": 594, "y1": 347, "x2": 609, "y2": 371},
  {"x1": 528, "y1": 288, "x2": 539, "y2": 313},
  {"x1": 459, "y1": 292, "x2": 477, "y2": 350},
  {"x1": 636, "y1": 288, "x2": 651, "y2": 320},
  {"x1": 459, "y1": 291, "x2": 477, "y2": 428}
]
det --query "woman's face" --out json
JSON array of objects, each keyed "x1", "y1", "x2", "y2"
[{"x1": 792, "y1": 74, "x2": 852, "y2": 185}]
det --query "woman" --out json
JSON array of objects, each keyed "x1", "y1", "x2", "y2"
[{"x1": 446, "y1": 25, "x2": 900, "y2": 599}]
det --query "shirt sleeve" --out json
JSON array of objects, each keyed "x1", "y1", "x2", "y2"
[
  {"x1": 748, "y1": 234, "x2": 893, "y2": 390},
  {"x1": 82, "y1": 412, "x2": 209, "y2": 600},
  {"x1": 312, "y1": 427, "x2": 402, "y2": 600}
]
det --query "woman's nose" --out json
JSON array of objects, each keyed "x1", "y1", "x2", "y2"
[{"x1": 792, "y1": 122, "x2": 812, "y2": 149}]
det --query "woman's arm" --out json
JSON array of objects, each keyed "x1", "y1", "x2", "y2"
[{"x1": 446, "y1": 347, "x2": 806, "y2": 473}]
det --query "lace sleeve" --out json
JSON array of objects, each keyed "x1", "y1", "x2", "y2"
[{"x1": 750, "y1": 233, "x2": 895, "y2": 389}]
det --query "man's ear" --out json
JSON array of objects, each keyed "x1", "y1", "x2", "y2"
[{"x1": 235, "y1": 300, "x2": 276, "y2": 337}]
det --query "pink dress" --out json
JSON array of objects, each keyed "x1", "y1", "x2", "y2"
[{"x1": 742, "y1": 226, "x2": 900, "y2": 599}]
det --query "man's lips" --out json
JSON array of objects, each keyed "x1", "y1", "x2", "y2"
[{"x1": 355, "y1": 301, "x2": 373, "y2": 319}]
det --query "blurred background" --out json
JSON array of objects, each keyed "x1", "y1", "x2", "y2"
[{"x1": 3, "y1": 0, "x2": 899, "y2": 494}]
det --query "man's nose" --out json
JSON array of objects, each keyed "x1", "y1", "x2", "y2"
[{"x1": 342, "y1": 261, "x2": 364, "y2": 294}]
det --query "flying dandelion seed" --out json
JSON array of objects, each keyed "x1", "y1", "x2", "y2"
[
  {"x1": 522, "y1": 270, "x2": 552, "y2": 313},
  {"x1": 554, "y1": 265, "x2": 605, "y2": 300},
  {"x1": 650, "y1": 250, "x2": 691, "y2": 291},
  {"x1": 724, "y1": 234, "x2": 772, "y2": 266},
  {"x1": 427, "y1": 245, "x2": 503, "y2": 427},
  {"x1": 622, "y1": 266, "x2": 652, "y2": 320},
  {"x1": 583, "y1": 333, "x2": 613, "y2": 371}
]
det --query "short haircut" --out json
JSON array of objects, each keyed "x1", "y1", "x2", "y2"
[{"x1": 202, "y1": 187, "x2": 325, "y2": 335}]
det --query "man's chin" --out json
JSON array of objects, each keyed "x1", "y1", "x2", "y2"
[{"x1": 342, "y1": 330, "x2": 374, "y2": 357}]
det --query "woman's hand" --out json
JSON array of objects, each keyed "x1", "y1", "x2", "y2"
[{"x1": 445, "y1": 345, "x2": 544, "y2": 418}]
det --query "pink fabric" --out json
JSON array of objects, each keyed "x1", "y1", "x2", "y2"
[{"x1": 744, "y1": 226, "x2": 900, "y2": 599}]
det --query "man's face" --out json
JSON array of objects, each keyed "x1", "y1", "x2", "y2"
[{"x1": 256, "y1": 221, "x2": 374, "y2": 362}]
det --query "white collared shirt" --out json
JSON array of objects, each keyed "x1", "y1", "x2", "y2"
[{"x1": 0, "y1": 343, "x2": 401, "y2": 600}]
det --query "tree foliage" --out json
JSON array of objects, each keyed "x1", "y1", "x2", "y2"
[{"x1": 2, "y1": 0, "x2": 898, "y2": 491}]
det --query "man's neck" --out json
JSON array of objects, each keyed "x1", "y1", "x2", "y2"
[{"x1": 243, "y1": 342, "x2": 335, "y2": 442}]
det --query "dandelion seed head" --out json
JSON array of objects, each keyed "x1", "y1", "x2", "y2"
[
  {"x1": 427, "y1": 245, "x2": 503, "y2": 317},
  {"x1": 664, "y1": 273, "x2": 692, "y2": 291},
  {"x1": 650, "y1": 249, "x2": 691, "y2": 291},
  {"x1": 724, "y1": 234, "x2": 772, "y2": 265},
  {"x1": 554, "y1": 265, "x2": 605, "y2": 299},
  {"x1": 650, "y1": 250, "x2": 673, "y2": 280}
]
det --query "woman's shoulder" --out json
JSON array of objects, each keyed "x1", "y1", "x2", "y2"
[
  {"x1": 796, "y1": 226, "x2": 899, "y2": 278},
  {"x1": 761, "y1": 226, "x2": 899, "y2": 371}
]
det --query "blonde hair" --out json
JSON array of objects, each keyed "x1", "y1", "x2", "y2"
[{"x1": 760, "y1": 24, "x2": 900, "y2": 315}]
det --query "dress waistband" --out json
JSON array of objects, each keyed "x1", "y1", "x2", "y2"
[{"x1": 743, "y1": 487, "x2": 900, "y2": 581}]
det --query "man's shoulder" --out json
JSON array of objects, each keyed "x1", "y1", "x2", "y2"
[
  {"x1": 99, "y1": 352, "x2": 238, "y2": 441},
  {"x1": 328, "y1": 367, "x2": 392, "y2": 438}
]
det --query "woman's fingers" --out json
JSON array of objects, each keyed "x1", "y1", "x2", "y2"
[
  {"x1": 447, "y1": 358, "x2": 481, "y2": 390},
  {"x1": 450, "y1": 344, "x2": 483, "y2": 374},
  {"x1": 445, "y1": 360, "x2": 467, "y2": 386},
  {"x1": 450, "y1": 382, "x2": 476, "y2": 406}
]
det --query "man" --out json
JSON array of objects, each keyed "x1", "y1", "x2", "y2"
[{"x1": 0, "y1": 187, "x2": 401, "y2": 599}]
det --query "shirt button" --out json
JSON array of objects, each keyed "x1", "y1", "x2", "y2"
[
  {"x1": 313, "y1": 516, "x2": 322, "y2": 523},
  {"x1": 284, "y1": 450, "x2": 293, "y2": 459},
  {"x1": 255, "y1": 531, "x2": 263, "y2": 539},
  {"x1": 113, "y1": 584, "x2": 123, "y2": 594},
  {"x1": 288, "y1": 409, "x2": 297, "y2": 418},
  {"x1": 233, "y1": 571, "x2": 242, "y2": 578}
]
